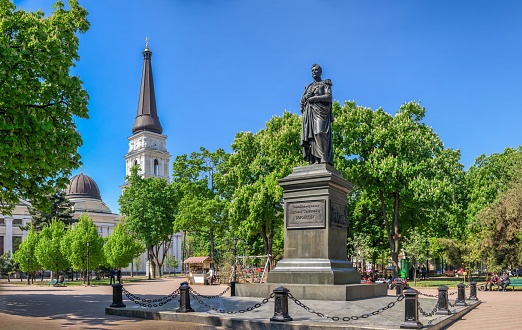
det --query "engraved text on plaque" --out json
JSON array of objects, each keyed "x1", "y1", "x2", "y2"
[{"x1": 286, "y1": 200, "x2": 326, "y2": 229}]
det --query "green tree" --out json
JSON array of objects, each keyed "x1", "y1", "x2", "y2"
[
  {"x1": 61, "y1": 214, "x2": 103, "y2": 283},
  {"x1": 104, "y1": 221, "x2": 144, "y2": 269},
  {"x1": 476, "y1": 170, "x2": 522, "y2": 269},
  {"x1": 465, "y1": 147, "x2": 522, "y2": 270},
  {"x1": 163, "y1": 254, "x2": 179, "y2": 274},
  {"x1": 333, "y1": 101, "x2": 464, "y2": 275},
  {"x1": 119, "y1": 166, "x2": 176, "y2": 278},
  {"x1": 21, "y1": 190, "x2": 75, "y2": 231},
  {"x1": 224, "y1": 111, "x2": 302, "y2": 258},
  {"x1": 34, "y1": 219, "x2": 70, "y2": 279},
  {"x1": 0, "y1": 251, "x2": 18, "y2": 282},
  {"x1": 12, "y1": 226, "x2": 41, "y2": 281},
  {"x1": 0, "y1": 0, "x2": 90, "y2": 214},
  {"x1": 466, "y1": 147, "x2": 522, "y2": 221},
  {"x1": 171, "y1": 148, "x2": 229, "y2": 260}
]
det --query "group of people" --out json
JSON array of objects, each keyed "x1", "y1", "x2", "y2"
[{"x1": 487, "y1": 271, "x2": 511, "y2": 291}]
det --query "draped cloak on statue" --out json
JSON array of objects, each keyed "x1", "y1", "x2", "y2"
[{"x1": 300, "y1": 79, "x2": 333, "y2": 165}]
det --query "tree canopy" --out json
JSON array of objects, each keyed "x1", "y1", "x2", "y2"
[
  {"x1": 34, "y1": 219, "x2": 70, "y2": 278},
  {"x1": 24, "y1": 190, "x2": 75, "y2": 231},
  {"x1": 104, "y1": 221, "x2": 144, "y2": 269},
  {"x1": 0, "y1": 0, "x2": 89, "y2": 214},
  {"x1": 333, "y1": 101, "x2": 465, "y2": 274},
  {"x1": 224, "y1": 111, "x2": 302, "y2": 258},
  {"x1": 119, "y1": 166, "x2": 176, "y2": 277}
]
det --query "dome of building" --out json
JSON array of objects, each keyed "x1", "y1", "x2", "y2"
[{"x1": 66, "y1": 173, "x2": 102, "y2": 200}]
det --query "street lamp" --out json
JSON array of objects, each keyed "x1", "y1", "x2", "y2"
[
  {"x1": 425, "y1": 240, "x2": 430, "y2": 280},
  {"x1": 86, "y1": 241, "x2": 90, "y2": 286},
  {"x1": 27, "y1": 251, "x2": 30, "y2": 285}
]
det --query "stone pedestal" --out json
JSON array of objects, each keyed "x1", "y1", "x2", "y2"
[{"x1": 267, "y1": 164, "x2": 360, "y2": 285}]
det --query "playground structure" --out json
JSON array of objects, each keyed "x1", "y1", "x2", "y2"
[{"x1": 231, "y1": 255, "x2": 271, "y2": 284}]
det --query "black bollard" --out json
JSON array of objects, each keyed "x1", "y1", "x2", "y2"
[
  {"x1": 110, "y1": 283, "x2": 126, "y2": 308},
  {"x1": 396, "y1": 281, "x2": 404, "y2": 296},
  {"x1": 230, "y1": 280, "x2": 236, "y2": 297},
  {"x1": 176, "y1": 281, "x2": 194, "y2": 313},
  {"x1": 270, "y1": 286, "x2": 293, "y2": 322},
  {"x1": 455, "y1": 282, "x2": 468, "y2": 306},
  {"x1": 469, "y1": 281, "x2": 478, "y2": 301},
  {"x1": 400, "y1": 288, "x2": 423, "y2": 329},
  {"x1": 435, "y1": 284, "x2": 451, "y2": 315}
]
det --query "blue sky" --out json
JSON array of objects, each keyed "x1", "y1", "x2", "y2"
[{"x1": 14, "y1": 0, "x2": 522, "y2": 214}]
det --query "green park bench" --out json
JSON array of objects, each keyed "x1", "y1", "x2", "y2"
[
  {"x1": 507, "y1": 278, "x2": 522, "y2": 291},
  {"x1": 47, "y1": 279, "x2": 57, "y2": 286}
]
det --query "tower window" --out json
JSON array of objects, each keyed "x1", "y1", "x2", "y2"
[{"x1": 154, "y1": 159, "x2": 159, "y2": 176}]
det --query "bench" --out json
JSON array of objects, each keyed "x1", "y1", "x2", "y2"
[
  {"x1": 54, "y1": 279, "x2": 67, "y2": 287},
  {"x1": 507, "y1": 278, "x2": 522, "y2": 291},
  {"x1": 47, "y1": 279, "x2": 57, "y2": 286}
]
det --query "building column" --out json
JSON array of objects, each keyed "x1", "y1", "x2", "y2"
[{"x1": 5, "y1": 217, "x2": 13, "y2": 254}]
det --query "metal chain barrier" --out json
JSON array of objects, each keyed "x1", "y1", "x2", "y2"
[
  {"x1": 417, "y1": 300, "x2": 438, "y2": 317},
  {"x1": 288, "y1": 293, "x2": 405, "y2": 322},
  {"x1": 121, "y1": 286, "x2": 180, "y2": 308},
  {"x1": 189, "y1": 285, "x2": 230, "y2": 299},
  {"x1": 415, "y1": 290, "x2": 438, "y2": 298},
  {"x1": 190, "y1": 291, "x2": 275, "y2": 314}
]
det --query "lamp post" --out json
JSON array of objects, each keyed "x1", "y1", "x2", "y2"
[
  {"x1": 27, "y1": 251, "x2": 30, "y2": 285},
  {"x1": 86, "y1": 240, "x2": 90, "y2": 286},
  {"x1": 425, "y1": 240, "x2": 430, "y2": 280},
  {"x1": 241, "y1": 238, "x2": 245, "y2": 266}
]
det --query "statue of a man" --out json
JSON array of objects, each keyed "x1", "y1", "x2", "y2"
[{"x1": 300, "y1": 64, "x2": 334, "y2": 165}]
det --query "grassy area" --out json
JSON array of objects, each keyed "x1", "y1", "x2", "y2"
[{"x1": 410, "y1": 276, "x2": 488, "y2": 288}]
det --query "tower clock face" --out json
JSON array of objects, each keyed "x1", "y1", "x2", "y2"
[{"x1": 153, "y1": 141, "x2": 158, "y2": 148}]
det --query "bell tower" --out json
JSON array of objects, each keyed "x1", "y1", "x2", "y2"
[{"x1": 124, "y1": 39, "x2": 170, "y2": 181}]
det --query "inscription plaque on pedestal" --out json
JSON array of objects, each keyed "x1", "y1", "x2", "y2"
[{"x1": 286, "y1": 200, "x2": 325, "y2": 229}]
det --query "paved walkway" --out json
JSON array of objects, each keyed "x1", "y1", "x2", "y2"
[{"x1": 1, "y1": 277, "x2": 521, "y2": 329}]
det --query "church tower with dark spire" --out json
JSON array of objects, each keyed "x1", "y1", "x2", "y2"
[{"x1": 124, "y1": 40, "x2": 170, "y2": 181}]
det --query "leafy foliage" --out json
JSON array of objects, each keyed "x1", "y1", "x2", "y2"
[
  {"x1": 0, "y1": 0, "x2": 90, "y2": 214},
  {"x1": 34, "y1": 219, "x2": 70, "y2": 277},
  {"x1": 61, "y1": 214, "x2": 104, "y2": 273},
  {"x1": 24, "y1": 190, "x2": 75, "y2": 231},
  {"x1": 0, "y1": 251, "x2": 17, "y2": 281},
  {"x1": 12, "y1": 225, "x2": 41, "y2": 273},
  {"x1": 223, "y1": 111, "x2": 302, "y2": 257},
  {"x1": 476, "y1": 170, "x2": 522, "y2": 268},
  {"x1": 119, "y1": 166, "x2": 176, "y2": 277},
  {"x1": 333, "y1": 101, "x2": 464, "y2": 274},
  {"x1": 171, "y1": 148, "x2": 229, "y2": 260},
  {"x1": 104, "y1": 221, "x2": 144, "y2": 269}
]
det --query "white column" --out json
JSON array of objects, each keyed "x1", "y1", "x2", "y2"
[
  {"x1": 159, "y1": 159, "x2": 165, "y2": 176},
  {"x1": 5, "y1": 218, "x2": 13, "y2": 254}
]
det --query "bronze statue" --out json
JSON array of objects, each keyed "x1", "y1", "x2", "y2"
[{"x1": 300, "y1": 64, "x2": 334, "y2": 165}]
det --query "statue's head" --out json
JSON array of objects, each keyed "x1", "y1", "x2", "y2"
[{"x1": 311, "y1": 64, "x2": 322, "y2": 79}]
